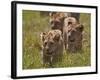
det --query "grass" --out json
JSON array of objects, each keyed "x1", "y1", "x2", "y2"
[{"x1": 22, "y1": 10, "x2": 91, "y2": 69}]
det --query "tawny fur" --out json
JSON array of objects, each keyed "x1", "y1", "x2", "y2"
[{"x1": 40, "y1": 30, "x2": 63, "y2": 67}]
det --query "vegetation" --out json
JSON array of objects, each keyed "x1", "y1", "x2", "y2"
[{"x1": 22, "y1": 10, "x2": 91, "y2": 69}]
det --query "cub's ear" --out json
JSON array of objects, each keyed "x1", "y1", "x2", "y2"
[
  {"x1": 76, "y1": 24, "x2": 84, "y2": 32},
  {"x1": 54, "y1": 34, "x2": 60, "y2": 41},
  {"x1": 59, "y1": 12, "x2": 65, "y2": 18},
  {"x1": 40, "y1": 32, "x2": 47, "y2": 41},
  {"x1": 49, "y1": 12, "x2": 56, "y2": 17},
  {"x1": 49, "y1": 12, "x2": 52, "y2": 17}
]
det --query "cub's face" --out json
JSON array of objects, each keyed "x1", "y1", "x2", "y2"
[
  {"x1": 67, "y1": 24, "x2": 83, "y2": 42},
  {"x1": 43, "y1": 39, "x2": 57, "y2": 55},
  {"x1": 41, "y1": 30, "x2": 62, "y2": 55},
  {"x1": 67, "y1": 24, "x2": 84, "y2": 52},
  {"x1": 49, "y1": 12, "x2": 65, "y2": 32}
]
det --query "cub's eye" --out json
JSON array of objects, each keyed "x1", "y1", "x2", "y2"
[
  {"x1": 45, "y1": 42, "x2": 47, "y2": 45},
  {"x1": 44, "y1": 42, "x2": 47, "y2": 46},
  {"x1": 50, "y1": 21, "x2": 54, "y2": 24},
  {"x1": 68, "y1": 29, "x2": 71, "y2": 33}
]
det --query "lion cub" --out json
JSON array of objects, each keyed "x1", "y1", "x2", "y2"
[{"x1": 40, "y1": 30, "x2": 63, "y2": 67}]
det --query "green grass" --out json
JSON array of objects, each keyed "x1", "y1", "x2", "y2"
[{"x1": 22, "y1": 10, "x2": 91, "y2": 69}]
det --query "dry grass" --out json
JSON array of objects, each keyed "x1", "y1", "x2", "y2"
[{"x1": 22, "y1": 10, "x2": 91, "y2": 69}]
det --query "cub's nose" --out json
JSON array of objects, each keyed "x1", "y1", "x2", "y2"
[
  {"x1": 45, "y1": 47, "x2": 49, "y2": 51},
  {"x1": 68, "y1": 35, "x2": 75, "y2": 42},
  {"x1": 46, "y1": 48, "x2": 49, "y2": 52},
  {"x1": 70, "y1": 39, "x2": 75, "y2": 42},
  {"x1": 68, "y1": 35, "x2": 71, "y2": 39}
]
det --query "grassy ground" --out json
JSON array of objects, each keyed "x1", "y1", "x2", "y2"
[{"x1": 22, "y1": 10, "x2": 91, "y2": 69}]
